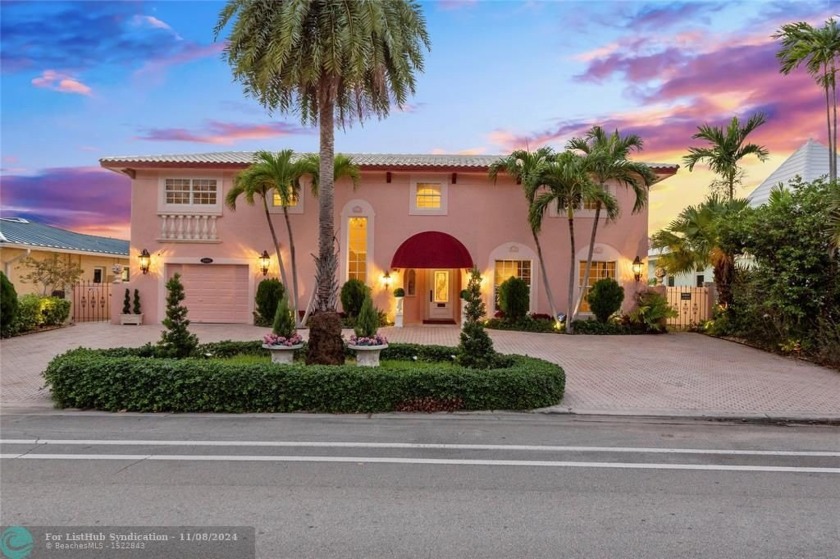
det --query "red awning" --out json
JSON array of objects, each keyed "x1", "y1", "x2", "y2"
[{"x1": 390, "y1": 231, "x2": 474, "y2": 269}]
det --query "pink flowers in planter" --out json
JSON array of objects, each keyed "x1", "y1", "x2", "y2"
[
  {"x1": 348, "y1": 333, "x2": 388, "y2": 347},
  {"x1": 263, "y1": 332, "x2": 303, "y2": 347}
]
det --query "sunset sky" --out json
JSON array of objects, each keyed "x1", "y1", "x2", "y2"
[{"x1": 1, "y1": 0, "x2": 836, "y2": 240}]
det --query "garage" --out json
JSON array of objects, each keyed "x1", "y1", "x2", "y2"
[{"x1": 166, "y1": 264, "x2": 251, "y2": 324}]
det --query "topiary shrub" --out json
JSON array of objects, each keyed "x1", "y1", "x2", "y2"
[
  {"x1": 157, "y1": 273, "x2": 198, "y2": 358},
  {"x1": 393, "y1": 287, "x2": 405, "y2": 297},
  {"x1": 586, "y1": 278, "x2": 624, "y2": 323},
  {"x1": 122, "y1": 288, "x2": 131, "y2": 315},
  {"x1": 1, "y1": 272, "x2": 19, "y2": 336},
  {"x1": 354, "y1": 293, "x2": 380, "y2": 338},
  {"x1": 255, "y1": 278, "x2": 285, "y2": 326},
  {"x1": 133, "y1": 289, "x2": 142, "y2": 314},
  {"x1": 458, "y1": 267, "x2": 499, "y2": 369},
  {"x1": 498, "y1": 276, "x2": 530, "y2": 321},
  {"x1": 271, "y1": 293, "x2": 296, "y2": 338},
  {"x1": 340, "y1": 279, "x2": 369, "y2": 318}
]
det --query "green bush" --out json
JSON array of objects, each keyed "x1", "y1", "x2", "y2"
[
  {"x1": 498, "y1": 277, "x2": 530, "y2": 321},
  {"x1": 571, "y1": 319, "x2": 635, "y2": 335},
  {"x1": 586, "y1": 278, "x2": 624, "y2": 323},
  {"x1": 354, "y1": 293, "x2": 379, "y2": 337},
  {"x1": 157, "y1": 273, "x2": 198, "y2": 359},
  {"x1": 255, "y1": 279, "x2": 285, "y2": 326},
  {"x1": 1, "y1": 272, "x2": 18, "y2": 336},
  {"x1": 484, "y1": 317, "x2": 557, "y2": 333},
  {"x1": 340, "y1": 279, "x2": 369, "y2": 318},
  {"x1": 272, "y1": 293, "x2": 296, "y2": 338},
  {"x1": 629, "y1": 290, "x2": 677, "y2": 333},
  {"x1": 14, "y1": 294, "x2": 42, "y2": 333},
  {"x1": 133, "y1": 289, "x2": 142, "y2": 314},
  {"x1": 393, "y1": 287, "x2": 405, "y2": 297},
  {"x1": 40, "y1": 297, "x2": 70, "y2": 326},
  {"x1": 43, "y1": 343, "x2": 565, "y2": 413},
  {"x1": 458, "y1": 267, "x2": 499, "y2": 368},
  {"x1": 122, "y1": 288, "x2": 131, "y2": 315}
]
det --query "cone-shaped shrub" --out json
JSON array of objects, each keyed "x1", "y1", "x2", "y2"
[{"x1": 354, "y1": 293, "x2": 379, "y2": 338}]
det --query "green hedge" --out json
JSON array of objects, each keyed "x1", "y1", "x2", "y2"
[
  {"x1": 484, "y1": 317, "x2": 557, "y2": 333},
  {"x1": 43, "y1": 343, "x2": 564, "y2": 413}
]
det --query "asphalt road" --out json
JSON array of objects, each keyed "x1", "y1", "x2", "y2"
[{"x1": 1, "y1": 412, "x2": 839, "y2": 559}]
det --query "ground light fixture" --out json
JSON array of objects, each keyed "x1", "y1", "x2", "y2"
[
  {"x1": 138, "y1": 249, "x2": 151, "y2": 275},
  {"x1": 632, "y1": 256, "x2": 643, "y2": 282},
  {"x1": 259, "y1": 250, "x2": 271, "y2": 276}
]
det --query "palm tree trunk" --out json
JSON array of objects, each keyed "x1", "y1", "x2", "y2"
[
  {"x1": 714, "y1": 255, "x2": 735, "y2": 309},
  {"x1": 282, "y1": 206, "x2": 301, "y2": 326},
  {"x1": 566, "y1": 210, "x2": 577, "y2": 334},
  {"x1": 832, "y1": 62, "x2": 838, "y2": 182},
  {"x1": 316, "y1": 91, "x2": 338, "y2": 313},
  {"x1": 261, "y1": 198, "x2": 290, "y2": 308},
  {"x1": 532, "y1": 230, "x2": 560, "y2": 325},
  {"x1": 825, "y1": 79, "x2": 835, "y2": 182},
  {"x1": 572, "y1": 202, "x2": 601, "y2": 322}
]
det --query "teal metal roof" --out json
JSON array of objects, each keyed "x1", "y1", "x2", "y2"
[{"x1": 0, "y1": 218, "x2": 128, "y2": 256}]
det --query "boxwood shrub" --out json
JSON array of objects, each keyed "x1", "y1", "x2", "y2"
[{"x1": 43, "y1": 343, "x2": 564, "y2": 413}]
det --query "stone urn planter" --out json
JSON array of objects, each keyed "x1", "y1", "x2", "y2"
[
  {"x1": 262, "y1": 343, "x2": 303, "y2": 364},
  {"x1": 120, "y1": 313, "x2": 143, "y2": 326},
  {"x1": 348, "y1": 343, "x2": 389, "y2": 367}
]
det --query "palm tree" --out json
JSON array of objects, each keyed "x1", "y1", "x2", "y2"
[
  {"x1": 567, "y1": 126, "x2": 657, "y2": 322},
  {"x1": 227, "y1": 150, "x2": 310, "y2": 322},
  {"x1": 650, "y1": 196, "x2": 750, "y2": 309},
  {"x1": 216, "y1": 0, "x2": 430, "y2": 364},
  {"x1": 684, "y1": 113, "x2": 769, "y2": 200},
  {"x1": 530, "y1": 151, "x2": 616, "y2": 334},
  {"x1": 488, "y1": 146, "x2": 561, "y2": 325},
  {"x1": 829, "y1": 181, "x2": 840, "y2": 249},
  {"x1": 775, "y1": 18, "x2": 840, "y2": 182}
]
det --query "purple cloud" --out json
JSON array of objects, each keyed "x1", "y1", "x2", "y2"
[{"x1": 136, "y1": 120, "x2": 314, "y2": 144}]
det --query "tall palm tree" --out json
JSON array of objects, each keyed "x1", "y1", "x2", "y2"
[
  {"x1": 530, "y1": 151, "x2": 616, "y2": 334},
  {"x1": 829, "y1": 181, "x2": 840, "y2": 249},
  {"x1": 684, "y1": 113, "x2": 769, "y2": 200},
  {"x1": 488, "y1": 146, "x2": 561, "y2": 325},
  {"x1": 567, "y1": 126, "x2": 657, "y2": 322},
  {"x1": 650, "y1": 195, "x2": 750, "y2": 309},
  {"x1": 775, "y1": 18, "x2": 840, "y2": 182},
  {"x1": 216, "y1": 0, "x2": 430, "y2": 364},
  {"x1": 226, "y1": 150, "x2": 309, "y2": 322}
]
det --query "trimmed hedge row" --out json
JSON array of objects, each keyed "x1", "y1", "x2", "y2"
[{"x1": 43, "y1": 343, "x2": 565, "y2": 413}]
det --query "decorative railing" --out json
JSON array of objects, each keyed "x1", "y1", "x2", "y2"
[{"x1": 158, "y1": 214, "x2": 220, "y2": 242}]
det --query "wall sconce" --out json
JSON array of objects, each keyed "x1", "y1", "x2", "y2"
[
  {"x1": 138, "y1": 249, "x2": 151, "y2": 275},
  {"x1": 632, "y1": 256, "x2": 643, "y2": 282},
  {"x1": 382, "y1": 270, "x2": 392, "y2": 288},
  {"x1": 258, "y1": 250, "x2": 271, "y2": 276}
]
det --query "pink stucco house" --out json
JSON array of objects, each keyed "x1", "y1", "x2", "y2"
[{"x1": 100, "y1": 152, "x2": 677, "y2": 325}]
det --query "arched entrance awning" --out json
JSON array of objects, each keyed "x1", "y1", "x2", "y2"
[{"x1": 391, "y1": 231, "x2": 474, "y2": 269}]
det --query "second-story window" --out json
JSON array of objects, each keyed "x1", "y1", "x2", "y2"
[
  {"x1": 416, "y1": 183, "x2": 442, "y2": 208},
  {"x1": 410, "y1": 178, "x2": 448, "y2": 215},
  {"x1": 164, "y1": 178, "x2": 218, "y2": 206},
  {"x1": 272, "y1": 192, "x2": 299, "y2": 208}
]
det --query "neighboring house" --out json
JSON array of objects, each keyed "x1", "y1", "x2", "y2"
[
  {"x1": 0, "y1": 217, "x2": 130, "y2": 295},
  {"x1": 100, "y1": 152, "x2": 677, "y2": 325},
  {"x1": 648, "y1": 139, "x2": 837, "y2": 286}
]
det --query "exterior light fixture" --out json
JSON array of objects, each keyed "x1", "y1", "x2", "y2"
[
  {"x1": 632, "y1": 256, "x2": 643, "y2": 282},
  {"x1": 138, "y1": 249, "x2": 151, "y2": 275},
  {"x1": 259, "y1": 250, "x2": 271, "y2": 276},
  {"x1": 382, "y1": 270, "x2": 392, "y2": 288}
]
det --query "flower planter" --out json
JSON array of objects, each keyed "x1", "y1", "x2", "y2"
[
  {"x1": 348, "y1": 343, "x2": 388, "y2": 367},
  {"x1": 262, "y1": 343, "x2": 303, "y2": 364},
  {"x1": 120, "y1": 314, "x2": 143, "y2": 326}
]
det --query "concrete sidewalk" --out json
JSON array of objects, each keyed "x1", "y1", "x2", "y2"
[{"x1": 1, "y1": 322, "x2": 839, "y2": 420}]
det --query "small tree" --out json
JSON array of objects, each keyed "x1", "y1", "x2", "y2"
[
  {"x1": 354, "y1": 293, "x2": 380, "y2": 339},
  {"x1": 586, "y1": 278, "x2": 625, "y2": 323},
  {"x1": 255, "y1": 278, "x2": 285, "y2": 326},
  {"x1": 498, "y1": 277, "x2": 530, "y2": 322},
  {"x1": 122, "y1": 288, "x2": 131, "y2": 315},
  {"x1": 458, "y1": 268, "x2": 497, "y2": 369},
  {"x1": 272, "y1": 293, "x2": 297, "y2": 339},
  {"x1": 340, "y1": 279, "x2": 369, "y2": 318},
  {"x1": 18, "y1": 254, "x2": 83, "y2": 295},
  {"x1": 1, "y1": 272, "x2": 18, "y2": 336},
  {"x1": 133, "y1": 289, "x2": 142, "y2": 315},
  {"x1": 157, "y1": 273, "x2": 198, "y2": 359}
]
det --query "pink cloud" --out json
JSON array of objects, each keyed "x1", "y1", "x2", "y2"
[
  {"x1": 136, "y1": 120, "x2": 313, "y2": 145},
  {"x1": 134, "y1": 42, "x2": 226, "y2": 80},
  {"x1": 31, "y1": 70, "x2": 92, "y2": 96}
]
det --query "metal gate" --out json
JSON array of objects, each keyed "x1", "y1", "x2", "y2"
[
  {"x1": 72, "y1": 281, "x2": 111, "y2": 322},
  {"x1": 665, "y1": 286, "x2": 712, "y2": 330}
]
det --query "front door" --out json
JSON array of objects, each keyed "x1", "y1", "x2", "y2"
[{"x1": 427, "y1": 269, "x2": 454, "y2": 321}]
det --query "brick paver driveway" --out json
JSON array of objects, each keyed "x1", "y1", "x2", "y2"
[{"x1": 1, "y1": 323, "x2": 838, "y2": 419}]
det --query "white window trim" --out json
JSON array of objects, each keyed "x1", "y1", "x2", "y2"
[
  {"x1": 268, "y1": 183, "x2": 306, "y2": 215},
  {"x1": 409, "y1": 176, "x2": 449, "y2": 216},
  {"x1": 340, "y1": 199, "x2": 376, "y2": 285},
  {"x1": 158, "y1": 176, "x2": 223, "y2": 216},
  {"x1": 487, "y1": 242, "x2": 539, "y2": 315},
  {"x1": 574, "y1": 243, "x2": 624, "y2": 316}
]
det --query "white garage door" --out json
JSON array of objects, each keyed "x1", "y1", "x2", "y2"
[{"x1": 167, "y1": 264, "x2": 250, "y2": 324}]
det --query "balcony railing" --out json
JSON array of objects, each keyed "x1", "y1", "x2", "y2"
[{"x1": 158, "y1": 214, "x2": 220, "y2": 242}]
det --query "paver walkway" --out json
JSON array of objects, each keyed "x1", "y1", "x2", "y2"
[{"x1": 1, "y1": 322, "x2": 839, "y2": 419}]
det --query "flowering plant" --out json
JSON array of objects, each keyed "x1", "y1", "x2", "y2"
[
  {"x1": 263, "y1": 332, "x2": 303, "y2": 347},
  {"x1": 348, "y1": 333, "x2": 388, "y2": 347}
]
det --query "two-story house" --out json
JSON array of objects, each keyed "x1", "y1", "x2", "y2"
[{"x1": 100, "y1": 152, "x2": 677, "y2": 325}]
